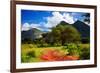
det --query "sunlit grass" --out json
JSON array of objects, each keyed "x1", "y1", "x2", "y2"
[{"x1": 21, "y1": 43, "x2": 90, "y2": 63}]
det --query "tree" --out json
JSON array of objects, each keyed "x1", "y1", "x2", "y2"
[
  {"x1": 50, "y1": 24, "x2": 81, "y2": 45},
  {"x1": 60, "y1": 25, "x2": 81, "y2": 45}
]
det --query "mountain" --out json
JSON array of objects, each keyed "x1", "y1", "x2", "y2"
[
  {"x1": 73, "y1": 20, "x2": 90, "y2": 38},
  {"x1": 57, "y1": 20, "x2": 90, "y2": 39},
  {"x1": 21, "y1": 21, "x2": 90, "y2": 42},
  {"x1": 57, "y1": 21, "x2": 70, "y2": 27},
  {"x1": 21, "y1": 28, "x2": 43, "y2": 41}
]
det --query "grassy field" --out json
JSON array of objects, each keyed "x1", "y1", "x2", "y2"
[{"x1": 21, "y1": 43, "x2": 90, "y2": 63}]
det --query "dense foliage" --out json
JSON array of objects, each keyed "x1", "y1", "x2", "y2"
[{"x1": 48, "y1": 24, "x2": 81, "y2": 45}]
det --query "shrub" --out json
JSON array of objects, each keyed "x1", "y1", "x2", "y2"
[
  {"x1": 63, "y1": 43, "x2": 81, "y2": 57},
  {"x1": 27, "y1": 51, "x2": 35, "y2": 57},
  {"x1": 21, "y1": 50, "x2": 36, "y2": 62},
  {"x1": 80, "y1": 47, "x2": 90, "y2": 60},
  {"x1": 63, "y1": 43, "x2": 90, "y2": 60},
  {"x1": 21, "y1": 55, "x2": 31, "y2": 62}
]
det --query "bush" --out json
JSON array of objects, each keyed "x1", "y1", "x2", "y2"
[
  {"x1": 21, "y1": 55, "x2": 31, "y2": 62},
  {"x1": 63, "y1": 43, "x2": 81, "y2": 57},
  {"x1": 27, "y1": 51, "x2": 35, "y2": 57},
  {"x1": 21, "y1": 50, "x2": 36, "y2": 62},
  {"x1": 80, "y1": 47, "x2": 90, "y2": 60},
  {"x1": 63, "y1": 43, "x2": 90, "y2": 60}
]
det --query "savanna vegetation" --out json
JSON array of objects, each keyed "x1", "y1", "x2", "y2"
[{"x1": 21, "y1": 22, "x2": 90, "y2": 63}]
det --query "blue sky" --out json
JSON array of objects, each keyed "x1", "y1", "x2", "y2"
[{"x1": 21, "y1": 10, "x2": 90, "y2": 32}]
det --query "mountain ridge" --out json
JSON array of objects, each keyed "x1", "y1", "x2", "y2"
[
  {"x1": 21, "y1": 28, "x2": 43, "y2": 41},
  {"x1": 57, "y1": 20, "x2": 90, "y2": 38},
  {"x1": 21, "y1": 20, "x2": 90, "y2": 42}
]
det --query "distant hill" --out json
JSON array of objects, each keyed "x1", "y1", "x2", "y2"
[
  {"x1": 57, "y1": 20, "x2": 90, "y2": 39},
  {"x1": 73, "y1": 20, "x2": 90, "y2": 38},
  {"x1": 21, "y1": 28, "x2": 43, "y2": 41},
  {"x1": 57, "y1": 21, "x2": 71, "y2": 27}
]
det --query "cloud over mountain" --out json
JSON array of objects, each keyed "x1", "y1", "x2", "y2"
[
  {"x1": 22, "y1": 11, "x2": 88, "y2": 31},
  {"x1": 22, "y1": 23, "x2": 30, "y2": 31},
  {"x1": 44, "y1": 12, "x2": 76, "y2": 28}
]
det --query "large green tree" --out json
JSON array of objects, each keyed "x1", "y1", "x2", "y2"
[{"x1": 50, "y1": 24, "x2": 81, "y2": 45}]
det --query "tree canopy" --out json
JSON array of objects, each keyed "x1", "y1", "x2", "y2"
[{"x1": 48, "y1": 23, "x2": 81, "y2": 45}]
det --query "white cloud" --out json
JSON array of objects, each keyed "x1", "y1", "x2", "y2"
[
  {"x1": 30, "y1": 23, "x2": 41, "y2": 28},
  {"x1": 44, "y1": 12, "x2": 63, "y2": 28},
  {"x1": 62, "y1": 13, "x2": 75, "y2": 24},
  {"x1": 22, "y1": 22, "x2": 50, "y2": 31},
  {"x1": 44, "y1": 12, "x2": 76, "y2": 28},
  {"x1": 22, "y1": 12, "x2": 77, "y2": 31},
  {"x1": 84, "y1": 22, "x2": 90, "y2": 26},
  {"x1": 22, "y1": 23, "x2": 41, "y2": 31},
  {"x1": 21, "y1": 23, "x2": 30, "y2": 31}
]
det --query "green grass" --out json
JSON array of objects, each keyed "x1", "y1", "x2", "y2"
[
  {"x1": 22, "y1": 44, "x2": 62, "y2": 62},
  {"x1": 21, "y1": 43, "x2": 90, "y2": 63}
]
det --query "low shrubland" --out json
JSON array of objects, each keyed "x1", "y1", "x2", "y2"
[{"x1": 21, "y1": 43, "x2": 90, "y2": 63}]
